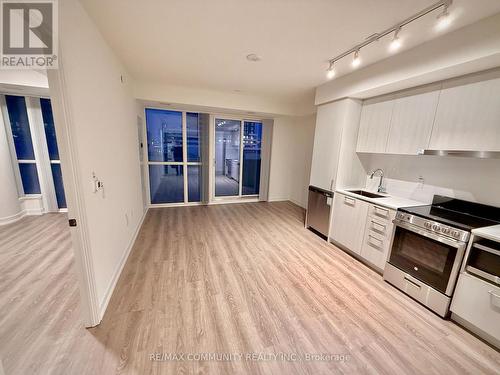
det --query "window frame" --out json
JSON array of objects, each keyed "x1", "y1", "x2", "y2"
[{"x1": 144, "y1": 108, "x2": 203, "y2": 206}]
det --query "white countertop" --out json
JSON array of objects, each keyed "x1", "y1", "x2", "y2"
[
  {"x1": 336, "y1": 188, "x2": 426, "y2": 210},
  {"x1": 472, "y1": 225, "x2": 500, "y2": 242}
]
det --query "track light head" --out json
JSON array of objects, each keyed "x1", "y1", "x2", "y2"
[
  {"x1": 436, "y1": 5, "x2": 451, "y2": 30},
  {"x1": 326, "y1": 61, "x2": 336, "y2": 79},
  {"x1": 389, "y1": 27, "x2": 402, "y2": 52},
  {"x1": 352, "y1": 50, "x2": 361, "y2": 68}
]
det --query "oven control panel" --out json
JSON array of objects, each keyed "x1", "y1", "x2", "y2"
[{"x1": 395, "y1": 212, "x2": 469, "y2": 242}]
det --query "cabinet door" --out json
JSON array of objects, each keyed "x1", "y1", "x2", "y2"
[
  {"x1": 309, "y1": 103, "x2": 344, "y2": 191},
  {"x1": 386, "y1": 86, "x2": 440, "y2": 155},
  {"x1": 356, "y1": 97, "x2": 394, "y2": 153},
  {"x1": 429, "y1": 71, "x2": 500, "y2": 151},
  {"x1": 330, "y1": 193, "x2": 369, "y2": 254}
]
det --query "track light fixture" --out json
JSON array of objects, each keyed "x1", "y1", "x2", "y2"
[
  {"x1": 389, "y1": 27, "x2": 402, "y2": 52},
  {"x1": 326, "y1": 61, "x2": 336, "y2": 79},
  {"x1": 324, "y1": 0, "x2": 452, "y2": 80},
  {"x1": 352, "y1": 50, "x2": 361, "y2": 68},
  {"x1": 436, "y1": 4, "x2": 451, "y2": 30}
]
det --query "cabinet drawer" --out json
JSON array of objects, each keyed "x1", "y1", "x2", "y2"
[
  {"x1": 369, "y1": 204, "x2": 392, "y2": 220},
  {"x1": 361, "y1": 229, "x2": 389, "y2": 271},
  {"x1": 366, "y1": 216, "x2": 391, "y2": 237},
  {"x1": 451, "y1": 273, "x2": 500, "y2": 342}
]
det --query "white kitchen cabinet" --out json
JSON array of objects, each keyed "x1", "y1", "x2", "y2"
[
  {"x1": 386, "y1": 85, "x2": 440, "y2": 155},
  {"x1": 360, "y1": 205, "x2": 396, "y2": 271},
  {"x1": 356, "y1": 96, "x2": 395, "y2": 153},
  {"x1": 309, "y1": 102, "x2": 344, "y2": 191},
  {"x1": 309, "y1": 99, "x2": 364, "y2": 192},
  {"x1": 330, "y1": 193, "x2": 369, "y2": 255},
  {"x1": 451, "y1": 272, "x2": 500, "y2": 347},
  {"x1": 429, "y1": 70, "x2": 500, "y2": 151}
]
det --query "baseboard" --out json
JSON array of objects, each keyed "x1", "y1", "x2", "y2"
[
  {"x1": 98, "y1": 208, "x2": 148, "y2": 321},
  {"x1": 0, "y1": 210, "x2": 26, "y2": 226}
]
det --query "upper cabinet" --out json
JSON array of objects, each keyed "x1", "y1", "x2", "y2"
[
  {"x1": 310, "y1": 99, "x2": 364, "y2": 191},
  {"x1": 429, "y1": 71, "x2": 500, "y2": 151},
  {"x1": 386, "y1": 85, "x2": 440, "y2": 155},
  {"x1": 355, "y1": 68, "x2": 500, "y2": 155},
  {"x1": 309, "y1": 102, "x2": 344, "y2": 191},
  {"x1": 356, "y1": 97, "x2": 394, "y2": 153}
]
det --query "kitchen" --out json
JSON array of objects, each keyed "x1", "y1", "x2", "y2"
[{"x1": 306, "y1": 21, "x2": 500, "y2": 348}]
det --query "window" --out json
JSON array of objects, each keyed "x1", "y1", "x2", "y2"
[
  {"x1": 5, "y1": 95, "x2": 41, "y2": 194},
  {"x1": 41, "y1": 98, "x2": 67, "y2": 208},
  {"x1": 146, "y1": 109, "x2": 183, "y2": 162},
  {"x1": 145, "y1": 109, "x2": 204, "y2": 204}
]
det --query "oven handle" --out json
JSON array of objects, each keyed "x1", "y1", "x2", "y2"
[{"x1": 393, "y1": 219, "x2": 467, "y2": 250}]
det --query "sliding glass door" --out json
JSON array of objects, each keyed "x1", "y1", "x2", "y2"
[
  {"x1": 215, "y1": 119, "x2": 241, "y2": 197},
  {"x1": 214, "y1": 118, "x2": 262, "y2": 198}
]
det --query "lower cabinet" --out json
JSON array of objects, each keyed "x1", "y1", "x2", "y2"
[
  {"x1": 330, "y1": 193, "x2": 369, "y2": 255},
  {"x1": 360, "y1": 204, "x2": 396, "y2": 271},
  {"x1": 330, "y1": 193, "x2": 396, "y2": 272},
  {"x1": 451, "y1": 272, "x2": 500, "y2": 347}
]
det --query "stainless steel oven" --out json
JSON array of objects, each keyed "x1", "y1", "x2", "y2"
[{"x1": 384, "y1": 211, "x2": 468, "y2": 317}]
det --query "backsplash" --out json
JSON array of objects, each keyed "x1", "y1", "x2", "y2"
[{"x1": 359, "y1": 154, "x2": 500, "y2": 207}]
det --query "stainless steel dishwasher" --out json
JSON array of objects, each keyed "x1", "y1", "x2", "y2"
[{"x1": 306, "y1": 185, "x2": 333, "y2": 238}]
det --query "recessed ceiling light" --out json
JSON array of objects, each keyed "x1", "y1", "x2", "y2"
[
  {"x1": 435, "y1": 6, "x2": 452, "y2": 31},
  {"x1": 246, "y1": 53, "x2": 262, "y2": 62}
]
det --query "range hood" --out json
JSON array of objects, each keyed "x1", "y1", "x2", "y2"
[{"x1": 420, "y1": 150, "x2": 500, "y2": 159}]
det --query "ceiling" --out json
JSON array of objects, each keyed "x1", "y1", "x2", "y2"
[{"x1": 80, "y1": 0, "x2": 500, "y2": 102}]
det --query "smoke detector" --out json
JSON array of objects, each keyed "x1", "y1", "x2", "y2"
[{"x1": 246, "y1": 53, "x2": 262, "y2": 62}]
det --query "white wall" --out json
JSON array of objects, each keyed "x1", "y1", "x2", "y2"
[
  {"x1": 360, "y1": 154, "x2": 500, "y2": 207},
  {"x1": 268, "y1": 114, "x2": 316, "y2": 207},
  {"x1": 316, "y1": 13, "x2": 500, "y2": 104},
  {"x1": 49, "y1": 0, "x2": 145, "y2": 317},
  {"x1": 0, "y1": 109, "x2": 22, "y2": 223},
  {"x1": 0, "y1": 70, "x2": 48, "y2": 88},
  {"x1": 134, "y1": 81, "x2": 316, "y2": 117}
]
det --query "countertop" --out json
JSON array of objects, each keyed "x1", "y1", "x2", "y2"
[
  {"x1": 336, "y1": 188, "x2": 426, "y2": 210},
  {"x1": 472, "y1": 224, "x2": 500, "y2": 242}
]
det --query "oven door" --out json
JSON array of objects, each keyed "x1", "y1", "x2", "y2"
[{"x1": 389, "y1": 221, "x2": 467, "y2": 295}]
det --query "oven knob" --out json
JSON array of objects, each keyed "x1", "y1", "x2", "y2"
[
  {"x1": 441, "y1": 227, "x2": 450, "y2": 235},
  {"x1": 451, "y1": 230, "x2": 460, "y2": 238},
  {"x1": 424, "y1": 222, "x2": 431, "y2": 229},
  {"x1": 432, "y1": 224, "x2": 440, "y2": 231}
]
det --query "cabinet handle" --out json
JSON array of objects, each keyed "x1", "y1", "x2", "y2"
[
  {"x1": 371, "y1": 221, "x2": 386, "y2": 233},
  {"x1": 489, "y1": 290, "x2": 500, "y2": 302},
  {"x1": 368, "y1": 234, "x2": 383, "y2": 249},
  {"x1": 374, "y1": 206, "x2": 389, "y2": 217},
  {"x1": 344, "y1": 196, "x2": 356, "y2": 206}
]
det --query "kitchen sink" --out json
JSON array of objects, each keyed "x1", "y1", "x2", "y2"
[{"x1": 346, "y1": 190, "x2": 387, "y2": 199}]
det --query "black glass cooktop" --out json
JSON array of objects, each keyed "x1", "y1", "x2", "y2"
[{"x1": 400, "y1": 195, "x2": 500, "y2": 231}]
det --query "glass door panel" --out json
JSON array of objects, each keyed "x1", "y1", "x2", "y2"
[
  {"x1": 215, "y1": 119, "x2": 241, "y2": 197},
  {"x1": 242, "y1": 121, "x2": 262, "y2": 195}
]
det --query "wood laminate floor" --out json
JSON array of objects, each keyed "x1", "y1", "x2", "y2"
[{"x1": 1, "y1": 203, "x2": 499, "y2": 375}]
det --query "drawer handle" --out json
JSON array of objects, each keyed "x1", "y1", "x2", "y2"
[
  {"x1": 368, "y1": 234, "x2": 383, "y2": 249},
  {"x1": 404, "y1": 276, "x2": 421, "y2": 289},
  {"x1": 374, "y1": 206, "x2": 389, "y2": 217},
  {"x1": 371, "y1": 221, "x2": 386, "y2": 232},
  {"x1": 489, "y1": 290, "x2": 500, "y2": 302},
  {"x1": 344, "y1": 196, "x2": 356, "y2": 206}
]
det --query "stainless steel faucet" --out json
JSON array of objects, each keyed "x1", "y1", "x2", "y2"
[{"x1": 370, "y1": 168, "x2": 386, "y2": 193}]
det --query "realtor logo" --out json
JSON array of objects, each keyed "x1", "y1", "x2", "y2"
[{"x1": 0, "y1": 0, "x2": 58, "y2": 69}]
